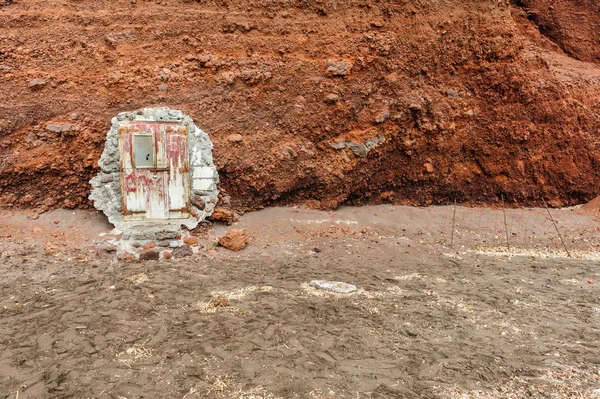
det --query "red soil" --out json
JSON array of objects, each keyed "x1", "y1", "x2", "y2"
[{"x1": 1, "y1": 0, "x2": 599, "y2": 212}]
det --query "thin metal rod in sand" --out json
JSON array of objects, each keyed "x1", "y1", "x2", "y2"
[
  {"x1": 450, "y1": 199, "x2": 456, "y2": 248},
  {"x1": 501, "y1": 195, "x2": 509, "y2": 249},
  {"x1": 542, "y1": 197, "x2": 571, "y2": 257}
]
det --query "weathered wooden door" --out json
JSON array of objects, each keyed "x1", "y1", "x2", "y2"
[{"x1": 119, "y1": 122, "x2": 191, "y2": 221}]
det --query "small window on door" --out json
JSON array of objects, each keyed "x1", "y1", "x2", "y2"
[{"x1": 133, "y1": 134, "x2": 154, "y2": 168}]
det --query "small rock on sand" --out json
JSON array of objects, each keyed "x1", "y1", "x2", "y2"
[
  {"x1": 309, "y1": 280, "x2": 357, "y2": 294},
  {"x1": 28, "y1": 78, "x2": 47, "y2": 90},
  {"x1": 218, "y1": 229, "x2": 248, "y2": 251}
]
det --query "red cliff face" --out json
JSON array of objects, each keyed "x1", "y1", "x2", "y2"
[{"x1": 1, "y1": 0, "x2": 600, "y2": 212}]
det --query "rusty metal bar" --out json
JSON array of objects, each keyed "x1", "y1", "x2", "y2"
[
  {"x1": 542, "y1": 197, "x2": 571, "y2": 257},
  {"x1": 501, "y1": 194, "x2": 509, "y2": 249},
  {"x1": 450, "y1": 198, "x2": 457, "y2": 248}
]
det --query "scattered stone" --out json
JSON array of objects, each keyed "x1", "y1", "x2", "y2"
[
  {"x1": 157, "y1": 240, "x2": 171, "y2": 247},
  {"x1": 28, "y1": 78, "x2": 47, "y2": 90},
  {"x1": 218, "y1": 229, "x2": 248, "y2": 251},
  {"x1": 370, "y1": 19, "x2": 385, "y2": 28},
  {"x1": 45, "y1": 123, "x2": 73, "y2": 133},
  {"x1": 309, "y1": 280, "x2": 357, "y2": 294},
  {"x1": 423, "y1": 162, "x2": 435, "y2": 173},
  {"x1": 0, "y1": 65, "x2": 11, "y2": 72},
  {"x1": 447, "y1": 89, "x2": 460, "y2": 98},
  {"x1": 172, "y1": 245, "x2": 193, "y2": 258},
  {"x1": 327, "y1": 59, "x2": 352, "y2": 76},
  {"x1": 589, "y1": 279, "x2": 595, "y2": 284},
  {"x1": 197, "y1": 52, "x2": 214, "y2": 66},
  {"x1": 465, "y1": 107, "x2": 481, "y2": 116},
  {"x1": 324, "y1": 93, "x2": 339, "y2": 104},
  {"x1": 226, "y1": 133, "x2": 243, "y2": 143},
  {"x1": 183, "y1": 236, "x2": 198, "y2": 245},
  {"x1": 159, "y1": 84, "x2": 168, "y2": 92},
  {"x1": 169, "y1": 240, "x2": 180, "y2": 248},
  {"x1": 143, "y1": 242, "x2": 157, "y2": 250},
  {"x1": 53, "y1": 220, "x2": 60, "y2": 224},
  {"x1": 27, "y1": 211, "x2": 39, "y2": 220},
  {"x1": 312, "y1": 247, "x2": 321, "y2": 253},
  {"x1": 26, "y1": 132, "x2": 37, "y2": 143},
  {"x1": 374, "y1": 110, "x2": 390, "y2": 123},
  {"x1": 140, "y1": 250, "x2": 160, "y2": 261},
  {"x1": 162, "y1": 251, "x2": 172, "y2": 260},
  {"x1": 159, "y1": 68, "x2": 170, "y2": 81}
]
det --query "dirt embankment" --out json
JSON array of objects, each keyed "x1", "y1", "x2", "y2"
[{"x1": 1, "y1": 0, "x2": 600, "y2": 212}]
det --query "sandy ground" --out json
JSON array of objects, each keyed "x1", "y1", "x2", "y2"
[{"x1": 1, "y1": 205, "x2": 599, "y2": 398}]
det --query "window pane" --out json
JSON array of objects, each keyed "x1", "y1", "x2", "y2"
[{"x1": 133, "y1": 134, "x2": 154, "y2": 168}]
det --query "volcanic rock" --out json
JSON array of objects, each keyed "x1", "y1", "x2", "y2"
[{"x1": 218, "y1": 229, "x2": 248, "y2": 251}]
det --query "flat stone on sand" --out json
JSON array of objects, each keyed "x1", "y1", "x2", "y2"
[{"x1": 309, "y1": 280, "x2": 356, "y2": 294}]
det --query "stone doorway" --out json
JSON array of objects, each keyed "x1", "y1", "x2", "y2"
[
  {"x1": 119, "y1": 121, "x2": 191, "y2": 221},
  {"x1": 90, "y1": 107, "x2": 219, "y2": 233}
]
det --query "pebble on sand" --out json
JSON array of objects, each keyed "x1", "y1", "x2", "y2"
[{"x1": 309, "y1": 280, "x2": 357, "y2": 294}]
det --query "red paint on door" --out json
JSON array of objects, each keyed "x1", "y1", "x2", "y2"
[{"x1": 119, "y1": 122, "x2": 190, "y2": 220}]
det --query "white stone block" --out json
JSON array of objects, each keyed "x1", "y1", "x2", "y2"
[
  {"x1": 192, "y1": 166, "x2": 215, "y2": 179},
  {"x1": 192, "y1": 179, "x2": 215, "y2": 191}
]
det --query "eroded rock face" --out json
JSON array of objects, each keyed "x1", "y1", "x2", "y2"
[
  {"x1": 89, "y1": 107, "x2": 219, "y2": 230},
  {"x1": 1, "y1": 1, "x2": 600, "y2": 211},
  {"x1": 514, "y1": 0, "x2": 600, "y2": 63}
]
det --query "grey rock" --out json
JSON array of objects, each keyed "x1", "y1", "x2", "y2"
[
  {"x1": 155, "y1": 230, "x2": 179, "y2": 241},
  {"x1": 365, "y1": 135, "x2": 385, "y2": 149},
  {"x1": 26, "y1": 133, "x2": 37, "y2": 143},
  {"x1": 28, "y1": 78, "x2": 46, "y2": 90},
  {"x1": 169, "y1": 240, "x2": 180, "y2": 248},
  {"x1": 374, "y1": 110, "x2": 390, "y2": 123},
  {"x1": 100, "y1": 174, "x2": 113, "y2": 183},
  {"x1": 159, "y1": 68, "x2": 170, "y2": 81},
  {"x1": 191, "y1": 195, "x2": 205, "y2": 210},
  {"x1": 327, "y1": 60, "x2": 352, "y2": 76},
  {"x1": 447, "y1": 89, "x2": 460, "y2": 98},
  {"x1": 329, "y1": 141, "x2": 347, "y2": 150},
  {"x1": 0, "y1": 65, "x2": 11, "y2": 72},
  {"x1": 197, "y1": 53, "x2": 214, "y2": 66},
  {"x1": 157, "y1": 240, "x2": 171, "y2": 247},
  {"x1": 172, "y1": 245, "x2": 193, "y2": 259},
  {"x1": 309, "y1": 280, "x2": 357, "y2": 294},
  {"x1": 324, "y1": 93, "x2": 339, "y2": 104},
  {"x1": 46, "y1": 123, "x2": 73, "y2": 133},
  {"x1": 347, "y1": 142, "x2": 368, "y2": 158}
]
